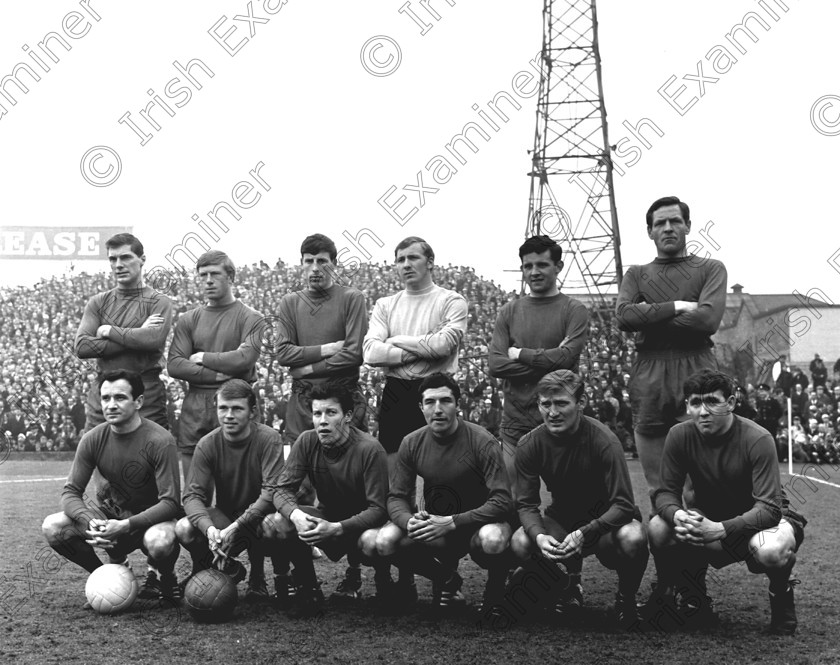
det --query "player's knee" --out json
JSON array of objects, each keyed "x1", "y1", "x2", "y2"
[
  {"x1": 510, "y1": 527, "x2": 532, "y2": 561},
  {"x1": 144, "y1": 522, "x2": 177, "y2": 558},
  {"x1": 42, "y1": 512, "x2": 69, "y2": 543},
  {"x1": 174, "y1": 517, "x2": 196, "y2": 544},
  {"x1": 478, "y1": 524, "x2": 510, "y2": 555},
  {"x1": 647, "y1": 515, "x2": 674, "y2": 551},
  {"x1": 616, "y1": 521, "x2": 647, "y2": 558},
  {"x1": 751, "y1": 537, "x2": 795, "y2": 570},
  {"x1": 358, "y1": 529, "x2": 379, "y2": 559},
  {"x1": 375, "y1": 524, "x2": 403, "y2": 557},
  {"x1": 260, "y1": 512, "x2": 286, "y2": 540}
]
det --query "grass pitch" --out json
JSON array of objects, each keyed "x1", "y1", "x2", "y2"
[{"x1": 1, "y1": 458, "x2": 838, "y2": 665}]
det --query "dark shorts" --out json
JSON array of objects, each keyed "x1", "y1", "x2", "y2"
[
  {"x1": 178, "y1": 388, "x2": 218, "y2": 452},
  {"x1": 629, "y1": 348, "x2": 717, "y2": 436},
  {"x1": 186, "y1": 506, "x2": 270, "y2": 556},
  {"x1": 65, "y1": 501, "x2": 165, "y2": 562},
  {"x1": 377, "y1": 377, "x2": 426, "y2": 454},
  {"x1": 285, "y1": 383, "x2": 368, "y2": 445},
  {"x1": 85, "y1": 371, "x2": 168, "y2": 432}
]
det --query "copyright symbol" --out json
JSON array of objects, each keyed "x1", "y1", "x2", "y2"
[
  {"x1": 80, "y1": 145, "x2": 122, "y2": 186},
  {"x1": 138, "y1": 597, "x2": 181, "y2": 637},
  {"x1": 531, "y1": 205, "x2": 571, "y2": 242},
  {"x1": 360, "y1": 36, "x2": 402, "y2": 77},
  {"x1": 810, "y1": 95, "x2": 840, "y2": 136}
]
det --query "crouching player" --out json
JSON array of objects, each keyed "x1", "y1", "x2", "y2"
[
  {"x1": 42, "y1": 370, "x2": 182, "y2": 602},
  {"x1": 510, "y1": 370, "x2": 648, "y2": 627},
  {"x1": 175, "y1": 379, "x2": 285, "y2": 600},
  {"x1": 376, "y1": 374, "x2": 513, "y2": 611},
  {"x1": 648, "y1": 369, "x2": 806, "y2": 635},
  {"x1": 269, "y1": 383, "x2": 390, "y2": 617}
]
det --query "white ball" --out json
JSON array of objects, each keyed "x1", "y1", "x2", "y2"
[{"x1": 85, "y1": 564, "x2": 139, "y2": 614}]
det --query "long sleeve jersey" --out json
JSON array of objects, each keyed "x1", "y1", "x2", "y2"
[
  {"x1": 488, "y1": 293, "x2": 588, "y2": 442},
  {"x1": 75, "y1": 286, "x2": 173, "y2": 374},
  {"x1": 183, "y1": 423, "x2": 284, "y2": 535},
  {"x1": 274, "y1": 284, "x2": 367, "y2": 381},
  {"x1": 61, "y1": 419, "x2": 181, "y2": 531},
  {"x1": 615, "y1": 255, "x2": 727, "y2": 351},
  {"x1": 273, "y1": 427, "x2": 388, "y2": 535},
  {"x1": 654, "y1": 416, "x2": 785, "y2": 545},
  {"x1": 388, "y1": 419, "x2": 513, "y2": 530},
  {"x1": 515, "y1": 417, "x2": 637, "y2": 542},
  {"x1": 363, "y1": 284, "x2": 467, "y2": 379},
  {"x1": 167, "y1": 300, "x2": 265, "y2": 388}
]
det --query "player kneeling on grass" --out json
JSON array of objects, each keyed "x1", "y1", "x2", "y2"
[
  {"x1": 510, "y1": 370, "x2": 648, "y2": 628},
  {"x1": 376, "y1": 373, "x2": 514, "y2": 612},
  {"x1": 268, "y1": 382, "x2": 390, "y2": 617},
  {"x1": 175, "y1": 379, "x2": 286, "y2": 601},
  {"x1": 42, "y1": 370, "x2": 182, "y2": 604},
  {"x1": 647, "y1": 369, "x2": 806, "y2": 635}
]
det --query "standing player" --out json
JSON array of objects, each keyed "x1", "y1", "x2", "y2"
[
  {"x1": 615, "y1": 196, "x2": 727, "y2": 501},
  {"x1": 274, "y1": 233, "x2": 369, "y2": 597},
  {"x1": 41, "y1": 370, "x2": 181, "y2": 601},
  {"x1": 376, "y1": 374, "x2": 513, "y2": 611},
  {"x1": 167, "y1": 250, "x2": 266, "y2": 482},
  {"x1": 510, "y1": 370, "x2": 648, "y2": 627},
  {"x1": 363, "y1": 237, "x2": 468, "y2": 598},
  {"x1": 648, "y1": 369, "x2": 805, "y2": 634},
  {"x1": 275, "y1": 233, "x2": 368, "y2": 439},
  {"x1": 270, "y1": 383, "x2": 390, "y2": 617},
  {"x1": 488, "y1": 235, "x2": 588, "y2": 475},
  {"x1": 75, "y1": 233, "x2": 172, "y2": 430},
  {"x1": 363, "y1": 236, "x2": 468, "y2": 467},
  {"x1": 175, "y1": 380, "x2": 285, "y2": 600}
]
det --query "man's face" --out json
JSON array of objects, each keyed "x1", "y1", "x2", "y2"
[
  {"x1": 686, "y1": 388, "x2": 734, "y2": 437},
  {"x1": 395, "y1": 243, "x2": 432, "y2": 287},
  {"x1": 648, "y1": 204, "x2": 690, "y2": 258},
  {"x1": 521, "y1": 249, "x2": 562, "y2": 296},
  {"x1": 197, "y1": 263, "x2": 233, "y2": 302},
  {"x1": 217, "y1": 395, "x2": 254, "y2": 441},
  {"x1": 420, "y1": 386, "x2": 459, "y2": 437},
  {"x1": 758, "y1": 387, "x2": 769, "y2": 399},
  {"x1": 301, "y1": 251, "x2": 336, "y2": 291},
  {"x1": 312, "y1": 397, "x2": 351, "y2": 446},
  {"x1": 537, "y1": 388, "x2": 583, "y2": 436},
  {"x1": 108, "y1": 244, "x2": 145, "y2": 288},
  {"x1": 100, "y1": 379, "x2": 142, "y2": 427},
  {"x1": 420, "y1": 386, "x2": 458, "y2": 437}
]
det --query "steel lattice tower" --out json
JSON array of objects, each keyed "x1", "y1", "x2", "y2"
[{"x1": 526, "y1": 0, "x2": 622, "y2": 296}]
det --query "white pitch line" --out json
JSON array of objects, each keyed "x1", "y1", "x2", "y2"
[
  {"x1": 784, "y1": 472, "x2": 840, "y2": 490},
  {"x1": 0, "y1": 476, "x2": 66, "y2": 484}
]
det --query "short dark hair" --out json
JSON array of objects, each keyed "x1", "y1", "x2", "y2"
[
  {"x1": 309, "y1": 383, "x2": 355, "y2": 413},
  {"x1": 683, "y1": 369, "x2": 734, "y2": 401},
  {"x1": 518, "y1": 235, "x2": 563, "y2": 263},
  {"x1": 215, "y1": 379, "x2": 257, "y2": 410},
  {"x1": 99, "y1": 369, "x2": 144, "y2": 400},
  {"x1": 105, "y1": 233, "x2": 144, "y2": 257},
  {"x1": 646, "y1": 196, "x2": 690, "y2": 229},
  {"x1": 418, "y1": 373, "x2": 461, "y2": 403},
  {"x1": 196, "y1": 250, "x2": 235, "y2": 280},
  {"x1": 394, "y1": 236, "x2": 434, "y2": 262},
  {"x1": 300, "y1": 234, "x2": 337, "y2": 262}
]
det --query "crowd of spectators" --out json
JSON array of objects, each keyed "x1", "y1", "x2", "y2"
[{"x1": 4, "y1": 261, "x2": 835, "y2": 463}]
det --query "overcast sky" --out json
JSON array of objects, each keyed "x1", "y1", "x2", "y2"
[{"x1": 1, "y1": 1, "x2": 838, "y2": 303}]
